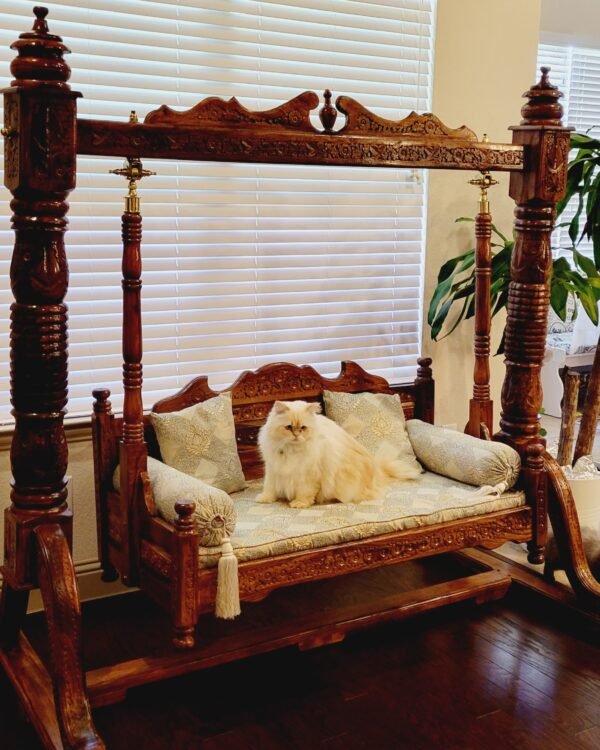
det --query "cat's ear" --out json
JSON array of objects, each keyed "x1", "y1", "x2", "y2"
[
  {"x1": 307, "y1": 402, "x2": 321, "y2": 414},
  {"x1": 273, "y1": 401, "x2": 289, "y2": 415}
]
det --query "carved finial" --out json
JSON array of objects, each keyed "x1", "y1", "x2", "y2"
[
  {"x1": 110, "y1": 156, "x2": 156, "y2": 214},
  {"x1": 9, "y1": 7, "x2": 73, "y2": 88},
  {"x1": 174, "y1": 500, "x2": 196, "y2": 530},
  {"x1": 129, "y1": 110, "x2": 139, "y2": 124},
  {"x1": 520, "y1": 66, "x2": 563, "y2": 126},
  {"x1": 482, "y1": 133, "x2": 489, "y2": 143},
  {"x1": 319, "y1": 89, "x2": 338, "y2": 132},
  {"x1": 33, "y1": 7, "x2": 49, "y2": 33}
]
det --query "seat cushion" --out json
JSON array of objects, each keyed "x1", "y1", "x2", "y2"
[{"x1": 198, "y1": 472, "x2": 526, "y2": 568}]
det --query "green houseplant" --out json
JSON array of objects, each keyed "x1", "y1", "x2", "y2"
[{"x1": 428, "y1": 132, "x2": 600, "y2": 350}]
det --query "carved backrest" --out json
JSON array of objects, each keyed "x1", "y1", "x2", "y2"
[{"x1": 101, "y1": 360, "x2": 430, "y2": 481}]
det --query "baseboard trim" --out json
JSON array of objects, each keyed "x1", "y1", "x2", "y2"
[{"x1": 27, "y1": 569, "x2": 134, "y2": 614}]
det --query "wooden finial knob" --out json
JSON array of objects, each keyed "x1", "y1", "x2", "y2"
[
  {"x1": 520, "y1": 67, "x2": 563, "y2": 126},
  {"x1": 319, "y1": 89, "x2": 338, "y2": 132},
  {"x1": 10, "y1": 6, "x2": 73, "y2": 88},
  {"x1": 33, "y1": 7, "x2": 49, "y2": 33}
]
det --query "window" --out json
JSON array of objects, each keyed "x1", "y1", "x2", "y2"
[
  {"x1": 0, "y1": 0, "x2": 435, "y2": 422},
  {"x1": 538, "y1": 41, "x2": 600, "y2": 261}
]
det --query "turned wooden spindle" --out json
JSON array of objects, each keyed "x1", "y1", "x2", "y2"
[
  {"x1": 465, "y1": 164, "x2": 497, "y2": 438},
  {"x1": 110, "y1": 149, "x2": 155, "y2": 584},
  {"x1": 172, "y1": 500, "x2": 199, "y2": 650},
  {"x1": 498, "y1": 67, "x2": 571, "y2": 563}
]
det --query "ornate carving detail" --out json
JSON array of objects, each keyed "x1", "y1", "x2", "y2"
[
  {"x1": 77, "y1": 120, "x2": 524, "y2": 171},
  {"x1": 238, "y1": 511, "x2": 532, "y2": 598},
  {"x1": 141, "y1": 541, "x2": 172, "y2": 580},
  {"x1": 145, "y1": 91, "x2": 320, "y2": 133},
  {"x1": 542, "y1": 130, "x2": 570, "y2": 196},
  {"x1": 337, "y1": 98, "x2": 478, "y2": 140},
  {"x1": 3, "y1": 96, "x2": 19, "y2": 185}
]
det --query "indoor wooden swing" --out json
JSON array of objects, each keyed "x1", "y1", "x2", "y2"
[{"x1": 1, "y1": 8, "x2": 600, "y2": 750}]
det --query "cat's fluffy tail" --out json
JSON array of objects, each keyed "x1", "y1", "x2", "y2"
[{"x1": 377, "y1": 457, "x2": 421, "y2": 483}]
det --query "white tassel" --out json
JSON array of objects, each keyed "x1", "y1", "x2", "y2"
[
  {"x1": 466, "y1": 480, "x2": 509, "y2": 499},
  {"x1": 215, "y1": 535, "x2": 240, "y2": 619}
]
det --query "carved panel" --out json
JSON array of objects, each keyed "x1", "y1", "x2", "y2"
[
  {"x1": 141, "y1": 541, "x2": 172, "y2": 580},
  {"x1": 145, "y1": 91, "x2": 320, "y2": 133},
  {"x1": 27, "y1": 96, "x2": 78, "y2": 192},
  {"x1": 237, "y1": 510, "x2": 532, "y2": 598},
  {"x1": 540, "y1": 130, "x2": 570, "y2": 199},
  {"x1": 336, "y1": 97, "x2": 478, "y2": 140},
  {"x1": 3, "y1": 94, "x2": 19, "y2": 188},
  {"x1": 77, "y1": 119, "x2": 524, "y2": 171}
]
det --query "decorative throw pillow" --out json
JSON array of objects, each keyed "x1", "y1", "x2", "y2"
[
  {"x1": 406, "y1": 419, "x2": 521, "y2": 489},
  {"x1": 322, "y1": 390, "x2": 422, "y2": 473},
  {"x1": 114, "y1": 456, "x2": 237, "y2": 547},
  {"x1": 150, "y1": 392, "x2": 246, "y2": 493}
]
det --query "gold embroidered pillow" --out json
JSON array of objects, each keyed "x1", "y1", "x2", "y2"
[
  {"x1": 150, "y1": 392, "x2": 246, "y2": 493},
  {"x1": 322, "y1": 390, "x2": 421, "y2": 473},
  {"x1": 406, "y1": 419, "x2": 521, "y2": 489}
]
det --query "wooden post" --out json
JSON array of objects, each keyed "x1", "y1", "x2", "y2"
[
  {"x1": 111, "y1": 151, "x2": 154, "y2": 585},
  {"x1": 414, "y1": 357, "x2": 434, "y2": 424},
  {"x1": 172, "y1": 500, "x2": 199, "y2": 650},
  {"x1": 1, "y1": 3, "x2": 80, "y2": 602},
  {"x1": 556, "y1": 369, "x2": 580, "y2": 466},
  {"x1": 497, "y1": 68, "x2": 572, "y2": 563},
  {"x1": 573, "y1": 339, "x2": 600, "y2": 464},
  {"x1": 1, "y1": 8, "x2": 104, "y2": 748},
  {"x1": 466, "y1": 168, "x2": 496, "y2": 438}
]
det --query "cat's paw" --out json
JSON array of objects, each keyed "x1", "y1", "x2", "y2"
[
  {"x1": 256, "y1": 492, "x2": 277, "y2": 504},
  {"x1": 289, "y1": 497, "x2": 315, "y2": 509}
]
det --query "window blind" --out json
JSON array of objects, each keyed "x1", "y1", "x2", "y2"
[
  {"x1": 0, "y1": 0, "x2": 434, "y2": 422},
  {"x1": 538, "y1": 42, "x2": 600, "y2": 261}
]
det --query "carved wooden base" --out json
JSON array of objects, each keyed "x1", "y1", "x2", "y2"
[
  {"x1": 545, "y1": 453, "x2": 600, "y2": 611},
  {"x1": 85, "y1": 565, "x2": 511, "y2": 708},
  {"x1": 35, "y1": 525, "x2": 105, "y2": 750}
]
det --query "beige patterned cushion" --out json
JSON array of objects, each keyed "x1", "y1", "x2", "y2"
[
  {"x1": 198, "y1": 474, "x2": 526, "y2": 568},
  {"x1": 322, "y1": 390, "x2": 421, "y2": 473},
  {"x1": 150, "y1": 392, "x2": 246, "y2": 493},
  {"x1": 406, "y1": 419, "x2": 521, "y2": 489},
  {"x1": 114, "y1": 457, "x2": 237, "y2": 547}
]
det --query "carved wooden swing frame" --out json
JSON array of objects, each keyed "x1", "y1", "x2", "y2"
[{"x1": 1, "y1": 8, "x2": 600, "y2": 750}]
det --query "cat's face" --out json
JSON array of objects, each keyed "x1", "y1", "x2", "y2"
[{"x1": 267, "y1": 400, "x2": 320, "y2": 446}]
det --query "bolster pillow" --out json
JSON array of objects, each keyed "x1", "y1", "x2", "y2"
[
  {"x1": 113, "y1": 456, "x2": 237, "y2": 547},
  {"x1": 405, "y1": 420, "x2": 521, "y2": 490}
]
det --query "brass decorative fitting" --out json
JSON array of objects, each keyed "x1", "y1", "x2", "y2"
[
  {"x1": 110, "y1": 155, "x2": 155, "y2": 213},
  {"x1": 1, "y1": 126, "x2": 16, "y2": 139},
  {"x1": 469, "y1": 171, "x2": 498, "y2": 214}
]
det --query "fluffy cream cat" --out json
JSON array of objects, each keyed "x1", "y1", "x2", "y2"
[{"x1": 256, "y1": 400, "x2": 420, "y2": 508}]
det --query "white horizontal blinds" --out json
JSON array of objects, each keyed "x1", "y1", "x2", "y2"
[
  {"x1": 0, "y1": 0, "x2": 434, "y2": 422},
  {"x1": 537, "y1": 42, "x2": 600, "y2": 261}
]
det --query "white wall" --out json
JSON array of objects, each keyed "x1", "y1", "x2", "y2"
[
  {"x1": 0, "y1": 1, "x2": 545, "y2": 592},
  {"x1": 423, "y1": 0, "x2": 542, "y2": 429},
  {"x1": 541, "y1": 0, "x2": 600, "y2": 48}
]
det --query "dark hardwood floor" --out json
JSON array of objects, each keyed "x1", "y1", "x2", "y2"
[{"x1": 1, "y1": 558, "x2": 599, "y2": 750}]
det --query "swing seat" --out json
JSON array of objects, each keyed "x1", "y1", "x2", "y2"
[{"x1": 93, "y1": 360, "x2": 533, "y2": 650}]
